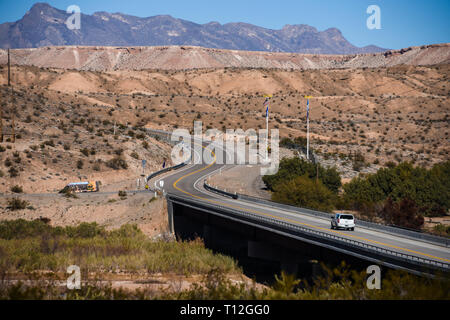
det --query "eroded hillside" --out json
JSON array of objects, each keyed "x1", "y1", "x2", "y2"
[{"x1": 0, "y1": 63, "x2": 448, "y2": 173}]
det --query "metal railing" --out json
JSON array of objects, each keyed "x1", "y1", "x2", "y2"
[
  {"x1": 143, "y1": 129, "x2": 189, "y2": 190},
  {"x1": 169, "y1": 193, "x2": 450, "y2": 273},
  {"x1": 203, "y1": 180, "x2": 450, "y2": 247},
  {"x1": 204, "y1": 180, "x2": 238, "y2": 199}
]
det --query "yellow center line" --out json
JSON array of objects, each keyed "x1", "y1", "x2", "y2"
[{"x1": 172, "y1": 142, "x2": 450, "y2": 263}]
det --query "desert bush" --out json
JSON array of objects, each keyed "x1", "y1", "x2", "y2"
[
  {"x1": 80, "y1": 148, "x2": 89, "y2": 157},
  {"x1": 59, "y1": 187, "x2": 78, "y2": 198},
  {"x1": 64, "y1": 222, "x2": 106, "y2": 238},
  {"x1": 106, "y1": 156, "x2": 128, "y2": 170},
  {"x1": 43, "y1": 140, "x2": 55, "y2": 147},
  {"x1": 433, "y1": 224, "x2": 450, "y2": 236},
  {"x1": 352, "y1": 151, "x2": 366, "y2": 171},
  {"x1": 8, "y1": 167, "x2": 19, "y2": 178},
  {"x1": 6, "y1": 198, "x2": 29, "y2": 211},
  {"x1": 76, "y1": 160, "x2": 84, "y2": 169},
  {"x1": 10, "y1": 185, "x2": 23, "y2": 193},
  {"x1": 379, "y1": 198, "x2": 424, "y2": 230},
  {"x1": 130, "y1": 152, "x2": 139, "y2": 160}
]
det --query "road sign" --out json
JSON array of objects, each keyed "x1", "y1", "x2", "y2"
[{"x1": 142, "y1": 159, "x2": 146, "y2": 169}]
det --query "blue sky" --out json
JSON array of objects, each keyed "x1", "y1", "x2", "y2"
[{"x1": 0, "y1": 0, "x2": 449, "y2": 49}]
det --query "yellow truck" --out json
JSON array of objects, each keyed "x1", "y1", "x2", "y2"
[{"x1": 60, "y1": 181, "x2": 100, "y2": 193}]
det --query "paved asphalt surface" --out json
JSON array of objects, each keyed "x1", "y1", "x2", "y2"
[{"x1": 149, "y1": 139, "x2": 450, "y2": 267}]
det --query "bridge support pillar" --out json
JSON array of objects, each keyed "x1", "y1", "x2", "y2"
[
  {"x1": 203, "y1": 225, "x2": 211, "y2": 246},
  {"x1": 167, "y1": 199, "x2": 174, "y2": 234},
  {"x1": 248, "y1": 240, "x2": 306, "y2": 275},
  {"x1": 280, "y1": 262, "x2": 299, "y2": 275}
]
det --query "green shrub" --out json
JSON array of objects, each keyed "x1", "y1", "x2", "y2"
[
  {"x1": 263, "y1": 157, "x2": 341, "y2": 193},
  {"x1": 342, "y1": 161, "x2": 449, "y2": 216},
  {"x1": 6, "y1": 198, "x2": 29, "y2": 211},
  {"x1": 272, "y1": 175, "x2": 336, "y2": 212},
  {"x1": 106, "y1": 156, "x2": 128, "y2": 170},
  {"x1": 8, "y1": 167, "x2": 19, "y2": 178},
  {"x1": 0, "y1": 220, "x2": 239, "y2": 277},
  {"x1": 130, "y1": 152, "x2": 139, "y2": 160},
  {"x1": 352, "y1": 151, "x2": 366, "y2": 172},
  {"x1": 43, "y1": 140, "x2": 55, "y2": 147},
  {"x1": 0, "y1": 219, "x2": 54, "y2": 239},
  {"x1": 10, "y1": 185, "x2": 23, "y2": 193},
  {"x1": 379, "y1": 198, "x2": 424, "y2": 230},
  {"x1": 80, "y1": 148, "x2": 89, "y2": 157},
  {"x1": 433, "y1": 224, "x2": 450, "y2": 236},
  {"x1": 64, "y1": 222, "x2": 106, "y2": 238}
]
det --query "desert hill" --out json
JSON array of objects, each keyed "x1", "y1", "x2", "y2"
[
  {"x1": 0, "y1": 44, "x2": 449, "y2": 72},
  {"x1": 1, "y1": 62, "x2": 448, "y2": 173}
]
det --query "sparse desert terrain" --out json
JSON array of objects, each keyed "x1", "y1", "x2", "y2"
[
  {"x1": 1, "y1": 44, "x2": 449, "y2": 71},
  {"x1": 0, "y1": 45, "x2": 448, "y2": 235}
]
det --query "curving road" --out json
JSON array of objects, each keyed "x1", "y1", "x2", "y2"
[{"x1": 149, "y1": 139, "x2": 450, "y2": 271}]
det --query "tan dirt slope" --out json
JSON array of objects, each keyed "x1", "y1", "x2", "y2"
[{"x1": 0, "y1": 43, "x2": 449, "y2": 71}]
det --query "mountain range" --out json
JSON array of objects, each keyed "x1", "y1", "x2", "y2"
[{"x1": 0, "y1": 2, "x2": 387, "y2": 54}]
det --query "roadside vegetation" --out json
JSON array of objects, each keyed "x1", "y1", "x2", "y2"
[
  {"x1": 1, "y1": 245, "x2": 448, "y2": 300},
  {"x1": 263, "y1": 159, "x2": 450, "y2": 232},
  {"x1": 0, "y1": 219, "x2": 238, "y2": 276}
]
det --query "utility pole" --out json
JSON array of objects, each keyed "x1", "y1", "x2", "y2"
[
  {"x1": 263, "y1": 95, "x2": 272, "y2": 160},
  {"x1": 9, "y1": 49, "x2": 15, "y2": 143},
  {"x1": 11, "y1": 102, "x2": 15, "y2": 143},
  {"x1": 7, "y1": 48, "x2": 10, "y2": 87},
  {"x1": 316, "y1": 163, "x2": 319, "y2": 183},
  {"x1": 305, "y1": 96, "x2": 313, "y2": 160}
]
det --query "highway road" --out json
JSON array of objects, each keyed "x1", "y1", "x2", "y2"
[{"x1": 149, "y1": 139, "x2": 450, "y2": 270}]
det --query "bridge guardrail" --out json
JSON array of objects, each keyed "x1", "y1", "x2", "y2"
[
  {"x1": 145, "y1": 161, "x2": 189, "y2": 188},
  {"x1": 203, "y1": 180, "x2": 450, "y2": 247},
  {"x1": 168, "y1": 194, "x2": 450, "y2": 274},
  {"x1": 204, "y1": 181, "x2": 238, "y2": 199}
]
